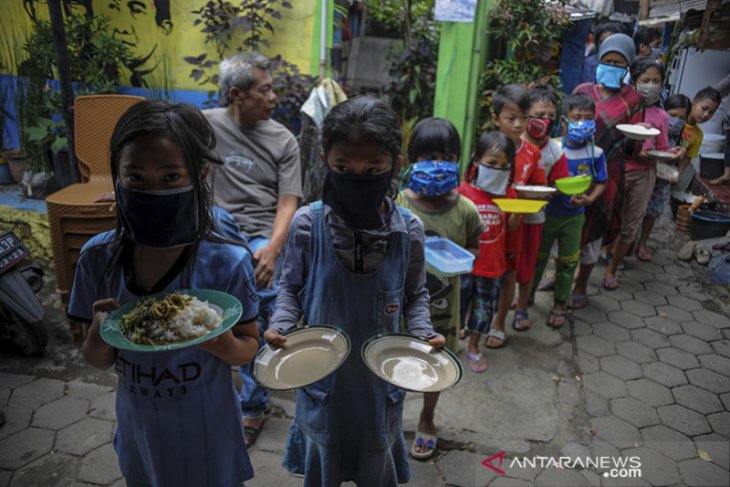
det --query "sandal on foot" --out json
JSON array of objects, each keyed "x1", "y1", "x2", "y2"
[
  {"x1": 459, "y1": 327, "x2": 470, "y2": 340},
  {"x1": 466, "y1": 351, "x2": 488, "y2": 373},
  {"x1": 637, "y1": 247, "x2": 653, "y2": 262},
  {"x1": 603, "y1": 275, "x2": 619, "y2": 290},
  {"x1": 547, "y1": 309, "x2": 569, "y2": 328},
  {"x1": 695, "y1": 246, "x2": 711, "y2": 265},
  {"x1": 537, "y1": 277, "x2": 555, "y2": 291},
  {"x1": 243, "y1": 419, "x2": 266, "y2": 448},
  {"x1": 512, "y1": 309, "x2": 531, "y2": 332},
  {"x1": 485, "y1": 328, "x2": 506, "y2": 349},
  {"x1": 568, "y1": 294, "x2": 587, "y2": 309},
  {"x1": 410, "y1": 432, "x2": 438, "y2": 460}
]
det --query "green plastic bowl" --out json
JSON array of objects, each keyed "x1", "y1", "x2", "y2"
[{"x1": 555, "y1": 175, "x2": 592, "y2": 195}]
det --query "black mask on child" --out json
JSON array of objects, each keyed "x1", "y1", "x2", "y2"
[{"x1": 322, "y1": 169, "x2": 393, "y2": 229}]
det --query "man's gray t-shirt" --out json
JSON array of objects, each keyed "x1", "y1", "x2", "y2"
[{"x1": 205, "y1": 108, "x2": 302, "y2": 239}]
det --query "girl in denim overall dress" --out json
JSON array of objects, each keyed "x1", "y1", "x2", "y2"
[
  {"x1": 69, "y1": 101, "x2": 260, "y2": 487},
  {"x1": 265, "y1": 97, "x2": 446, "y2": 487}
]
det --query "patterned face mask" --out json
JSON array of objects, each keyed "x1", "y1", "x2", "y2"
[
  {"x1": 564, "y1": 118, "x2": 596, "y2": 145},
  {"x1": 406, "y1": 160, "x2": 460, "y2": 196}
]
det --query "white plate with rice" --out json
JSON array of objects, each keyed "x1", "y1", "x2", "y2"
[{"x1": 101, "y1": 289, "x2": 243, "y2": 352}]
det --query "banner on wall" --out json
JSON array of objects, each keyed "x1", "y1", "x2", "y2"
[{"x1": 434, "y1": 0, "x2": 478, "y2": 22}]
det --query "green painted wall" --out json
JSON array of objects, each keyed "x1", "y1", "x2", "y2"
[
  {"x1": 311, "y1": 0, "x2": 335, "y2": 79},
  {"x1": 433, "y1": 0, "x2": 494, "y2": 171}
]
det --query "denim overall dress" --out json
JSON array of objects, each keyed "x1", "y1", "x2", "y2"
[{"x1": 282, "y1": 201, "x2": 412, "y2": 486}]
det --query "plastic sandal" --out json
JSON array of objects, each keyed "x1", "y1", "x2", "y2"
[
  {"x1": 512, "y1": 309, "x2": 530, "y2": 332},
  {"x1": 603, "y1": 275, "x2": 619, "y2": 290},
  {"x1": 466, "y1": 351, "x2": 488, "y2": 373},
  {"x1": 410, "y1": 432, "x2": 438, "y2": 460},
  {"x1": 546, "y1": 309, "x2": 569, "y2": 329},
  {"x1": 484, "y1": 328, "x2": 506, "y2": 349},
  {"x1": 568, "y1": 294, "x2": 587, "y2": 309}
]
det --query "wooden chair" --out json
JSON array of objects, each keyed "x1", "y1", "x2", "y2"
[{"x1": 46, "y1": 94, "x2": 144, "y2": 307}]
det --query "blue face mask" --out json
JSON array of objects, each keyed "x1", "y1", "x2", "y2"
[
  {"x1": 564, "y1": 118, "x2": 596, "y2": 146},
  {"x1": 406, "y1": 160, "x2": 460, "y2": 196},
  {"x1": 596, "y1": 63, "x2": 628, "y2": 89}
]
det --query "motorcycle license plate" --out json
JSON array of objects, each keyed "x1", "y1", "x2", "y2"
[{"x1": 0, "y1": 232, "x2": 29, "y2": 275}]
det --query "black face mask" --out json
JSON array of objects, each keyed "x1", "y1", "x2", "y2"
[
  {"x1": 116, "y1": 180, "x2": 199, "y2": 248},
  {"x1": 322, "y1": 169, "x2": 393, "y2": 229}
]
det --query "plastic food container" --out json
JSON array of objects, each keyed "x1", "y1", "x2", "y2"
[
  {"x1": 690, "y1": 211, "x2": 730, "y2": 241},
  {"x1": 424, "y1": 238, "x2": 475, "y2": 277},
  {"x1": 700, "y1": 152, "x2": 725, "y2": 180},
  {"x1": 492, "y1": 198, "x2": 548, "y2": 214},
  {"x1": 555, "y1": 175, "x2": 592, "y2": 195}
]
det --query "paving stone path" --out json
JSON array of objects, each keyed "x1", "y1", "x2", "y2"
[{"x1": 0, "y1": 218, "x2": 728, "y2": 486}]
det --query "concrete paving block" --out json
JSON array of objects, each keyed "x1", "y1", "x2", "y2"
[
  {"x1": 56, "y1": 417, "x2": 114, "y2": 456},
  {"x1": 249, "y1": 417, "x2": 291, "y2": 454},
  {"x1": 589, "y1": 295, "x2": 622, "y2": 313},
  {"x1": 656, "y1": 306, "x2": 694, "y2": 323},
  {"x1": 558, "y1": 382, "x2": 581, "y2": 411},
  {"x1": 641, "y1": 361, "x2": 688, "y2": 388},
  {"x1": 0, "y1": 374, "x2": 34, "y2": 390},
  {"x1": 580, "y1": 469, "x2": 601, "y2": 487},
  {"x1": 607, "y1": 311, "x2": 645, "y2": 330},
  {"x1": 560, "y1": 442, "x2": 591, "y2": 460},
  {"x1": 89, "y1": 392, "x2": 116, "y2": 421},
  {"x1": 669, "y1": 334, "x2": 713, "y2": 355},
  {"x1": 7, "y1": 378, "x2": 65, "y2": 410},
  {"x1": 533, "y1": 467, "x2": 589, "y2": 486},
  {"x1": 622, "y1": 269, "x2": 656, "y2": 283},
  {"x1": 599, "y1": 356, "x2": 643, "y2": 380},
  {"x1": 632, "y1": 290, "x2": 668, "y2": 307},
  {"x1": 694, "y1": 433, "x2": 730, "y2": 470},
  {"x1": 577, "y1": 351, "x2": 600, "y2": 373},
  {"x1": 591, "y1": 416, "x2": 641, "y2": 449},
  {"x1": 677, "y1": 457, "x2": 730, "y2": 486},
  {"x1": 670, "y1": 295, "x2": 706, "y2": 312},
  {"x1": 722, "y1": 393, "x2": 730, "y2": 411},
  {"x1": 626, "y1": 379, "x2": 674, "y2": 407},
  {"x1": 436, "y1": 450, "x2": 499, "y2": 487},
  {"x1": 247, "y1": 449, "x2": 300, "y2": 487},
  {"x1": 686, "y1": 368, "x2": 730, "y2": 394},
  {"x1": 576, "y1": 336, "x2": 616, "y2": 358},
  {"x1": 672, "y1": 385, "x2": 723, "y2": 415},
  {"x1": 599, "y1": 285, "x2": 633, "y2": 302},
  {"x1": 0, "y1": 403, "x2": 32, "y2": 442},
  {"x1": 583, "y1": 372, "x2": 627, "y2": 399},
  {"x1": 488, "y1": 477, "x2": 532, "y2": 487},
  {"x1": 0, "y1": 389, "x2": 8, "y2": 408},
  {"x1": 573, "y1": 307, "x2": 608, "y2": 324},
  {"x1": 699, "y1": 354, "x2": 730, "y2": 376},
  {"x1": 645, "y1": 316, "x2": 682, "y2": 336},
  {"x1": 657, "y1": 404, "x2": 712, "y2": 437},
  {"x1": 711, "y1": 340, "x2": 730, "y2": 358},
  {"x1": 0, "y1": 470, "x2": 9, "y2": 487},
  {"x1": 32, "y1": 396, "x2": 89, "y2": 430},
  {"x1": 692, "y1": 310, "x2": 730, "y2": 329},
  {"x1": 681, "y1": 321, "x2": 722, "y2": 341},
  {"x1": 408, "y1": 457, "x2": 446, "y2": 486},
  {"x1": 610, "y1": 397, "x2": 660, "y2": 428},
  {"x1": 573, "y1": 319, "x2": 593, "y2": 337},
  {"x1": 620, "y1": 300, "x2": 656, "y2": 319},
  {"x1": 590, "y1": 438, "x2": 621, "y2": 465},
  {"x1": 622, "y1": 446, "x2": 680, "y2": 486},
  {"x1": 557, "y1": 359, "x2": 576, "y2": 378},
  {"x1": 641, "y1": 425, "x2": 697, "y2": 461},
  {"x1": 616, "y1": 341, "x2": 657, "y2": 364},
  {"x1": 586, "y1": 391, "x2": 609, "y2": 417},
  {"x1": 9, "y1": 452, "x2": 78, "y2": 487},
  {"x1": 614, "y1": 276, "x2": 645, "y2": 292},
  {"x1": 77, "y1": 443, "x2": 122, "y2": 485},
  {"x1": 707, "y1": 412, "x2": 730, "y2": 438},
  {"x1": 592, "y1": 323, "x2": 630, "y2": 343},
  {"x1": 64, "y1": 380, "x2": 114, "y2": 400},
  {"x1": 644, "y1": 281, "x2": 678, "y2": 296},
  {"x1": 0, "y1": 428, "x2": 54, "y2": 470},
  {"x1": 631, "y1": 329, "x2": 671, "y2": 350},
  {"x1": 656, "y1": 347, "x2": 700, "y2": 370}
]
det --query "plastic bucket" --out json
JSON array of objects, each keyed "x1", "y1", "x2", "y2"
[
  {"x1": 690, "y1": 210, "x2": 730, "y2": 240},
  {"x1": 700, "y1": 152, "x2": 725, "y2": 180}
]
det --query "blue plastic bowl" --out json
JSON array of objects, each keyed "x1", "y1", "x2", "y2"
[
  {"x1": 690, "y1": 210, "x2": 730, "y2": 241},
  {"x1": 424, "y1": 238, "x2": 475, "y2": 277}
]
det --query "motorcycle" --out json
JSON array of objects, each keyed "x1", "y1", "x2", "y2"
[{"x1": 0, "y1": 231, "x2": 48, "y2": 356}]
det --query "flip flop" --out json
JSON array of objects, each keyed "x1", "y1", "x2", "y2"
[
  {"x1": 695, "y1": 247, "x2": 711, "y2": 265},
  {"x1": 485, "y1": 328, "x2": 506, "y2": 349},
  {"x1": 603, "y1": 275, "x2": 619, "y2": 290},
  {"x1": 512, "y1": 309, "x2": 530, "y2": 331},
  {"x1": 568, "y1": 294, "x2": 587, "y2": 309},
  {"x1": 466, "y1": 351, "x2": 488, "y2": 373},
  {"x1": 243, "y1": 419, "x2": 266, "y2": 448},
  {"x1": 546, "y1": 309, "x2": 569, "y2": 329},
  {"x1": 637, "y1": 247, "x2": 653, "y2": 262},
  {"x1": 410, "y1": 432, "x2": 438, "y2": 460}
]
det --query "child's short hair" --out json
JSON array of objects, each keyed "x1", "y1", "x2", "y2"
[
  {"x1": 562, "y1": 94, "x2": 595, "y2": 116},
  {"x1": 528, "y1": 86, "x2": 558, "y2": 110},
  {"x1": 693, "y1": 86, "x2": 722, "y2": 105},
  {"x1": 664, "y1": 93, "x2": 691, "y2": 112},
  {"x1": 633, "y1": 26, "x2": 661, "y2": 53},
  {"x1": 322, "y1": 96, "x2": 401, "y2": 161},
  {"x1": 407, "y1": 117, "x2": 461, "y2": 163},
  {"x1": 630, "y1": 58, "x2": 664, "y2": 82},
  {"x1": 466, "y1": 131, "x2": 515, "y2": 182},
  {"x1": 493, "y1": 84, "x2": 530, "y2": 116}
]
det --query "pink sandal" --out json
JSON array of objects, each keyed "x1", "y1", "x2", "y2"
[{"x1": 466, "y1": 351, "x2": 488, "y2": 373}]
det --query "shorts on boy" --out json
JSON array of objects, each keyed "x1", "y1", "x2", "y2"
[
  {"x1": 516, "y1": 223, "x2": 542, "y2": 284},
  {"x1": 460, "y1": 275, "x2": 500, "y2": 335},
  {"x1": 580, "y1": 238, "x2": 604, "y2": 265},
  {"x1": 645, "y1": 180, "x2": 671, "y2": 220},
  {"x1": 620, "y1": 169, "x2": 656, "y2": 242}
]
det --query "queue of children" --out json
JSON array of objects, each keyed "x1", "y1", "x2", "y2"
[{"x1": 70, "y1": 37, "x2": 724, "y2": 486}]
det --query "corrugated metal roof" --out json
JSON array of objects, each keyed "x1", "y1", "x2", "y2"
[{"x1": 649, "y1": 0, "x2": 709, "y2": 18}]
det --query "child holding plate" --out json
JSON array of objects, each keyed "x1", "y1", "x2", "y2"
[
  {"x1": 69, "y1": 100, "x2": 261, "y2": 487},
  {"x1": 264, "y1": 97, "x2": 446, "y2": 487},
  {"x1": 397, "y1": 117, "x2": 483, "y2": 460}
]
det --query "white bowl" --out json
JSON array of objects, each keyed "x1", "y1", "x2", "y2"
[
  {"x1": 617, "y1": 124, "x2": 661, "y2": 140},
  {"x1": 514, "y1": 185, "x2": 557, "y2": 199},
  {"x1": 646, "y1": 150, "x2": 677, "y2": 161}
]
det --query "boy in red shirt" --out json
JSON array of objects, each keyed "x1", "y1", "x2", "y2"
[{"x1": 488, "y1": 84, "x2": 546, "y2": 348}]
